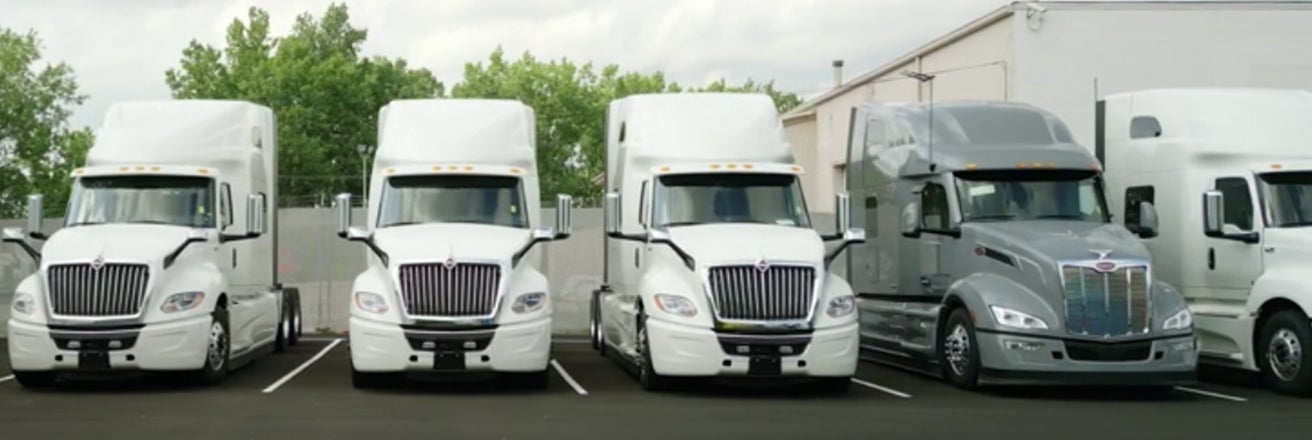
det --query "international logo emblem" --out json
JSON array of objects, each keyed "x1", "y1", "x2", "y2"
[
  {"x1": 442, "y1": 258, "x2": 457, "y2": 270},
  {"x1": 90, "y1": 255, "x2": 105, "y2": 270}
]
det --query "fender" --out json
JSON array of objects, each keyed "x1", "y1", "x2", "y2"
[
  {"x1": 942, "y1": 272, "x2": 1061, "y2": 334},
  {"x1": 1247, "y1": 267, "x2": 1312, "y2": 319}
]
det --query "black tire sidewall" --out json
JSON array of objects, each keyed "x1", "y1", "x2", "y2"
[
  {"x1": 202, "y1": 308, "x2": 231, "y2": 383},
  {"x1": 1258, "y1": 310, "x2": 1312, "y2": 394},
  {"x1": 942, "y1": 308, "x2": 981, "y2": 389}
]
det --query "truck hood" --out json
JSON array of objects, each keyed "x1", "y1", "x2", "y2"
[
  {"x1": 1261, "y1": 228, "x2": 1312, "y2": 269},
  {"x1": 371, "y1": 224, "x2": 531, "y2": 264},
  {"x1": 968, "y1": 221, "x2": 1151, "y2": 265},
  {"x1": 666, "y1": 224, "x2": 823, "y2": 267},
  {"x1": 41, "y1": 224, "x2": 198, "y2": 267}
]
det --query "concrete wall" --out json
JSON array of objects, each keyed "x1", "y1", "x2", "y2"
[{"x1": 0, "y1": 208, "x2": 834, "y2": 336}]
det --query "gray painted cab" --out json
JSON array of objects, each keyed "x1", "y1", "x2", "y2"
[{"x1": 842, "y1": 101, "x2": 1198, "y2": 389}]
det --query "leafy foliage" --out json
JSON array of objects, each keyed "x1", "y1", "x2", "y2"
[{"x1": 0, "y1": 28, "x2": 93, "y2": 217}]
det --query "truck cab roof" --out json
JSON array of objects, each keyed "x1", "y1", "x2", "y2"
[
  {"x1": 375, "y1": 99, "x2": 537, "y2": 172},
  {"x1": 86, "y1": 99, "x2": 273, "y2": 169}
]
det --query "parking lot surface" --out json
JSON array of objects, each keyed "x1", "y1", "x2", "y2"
[{"x1": 2, "y1": 338, "x2": 1310, "y2": 439}]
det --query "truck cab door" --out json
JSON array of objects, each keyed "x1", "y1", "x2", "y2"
[
  {"x1": 216, "y1": 183, "x2": 256, "y2": 352},
  {"x1": 1204, "y1": 176, "x2": 1264, "y2": 303}
]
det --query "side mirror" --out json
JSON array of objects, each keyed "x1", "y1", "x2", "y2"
[
  {"x1": 247, "y1": 194, "x2": 267, "y2": 236},
  {"x1": 604, "y1": 192, "x2": 621, "y2": 236},
  {"x1": 335, "y1": 193, "x2": 353, "y2": 238},
  {"x1": 1137, "y1": 201, "x2": 1159, "y2": 239},
  {"x1": 26, "y1": 194, "x2": 45, "y2": 240},
  {"x1": 835, "y1": 192, "x2": 851, "y2": 233},
  {"x1": 3, "y1": 227, "x2": 26, "y2": 242},
  {"x1": 900, "y1": 202, "x2": 922, "y2": 238},
  {"x1": 554, "y1": 194, "x2": 573, "y2": 239},
  {"x1": 1202, "y1": 190, "x2": 1223, "y2": 237}
]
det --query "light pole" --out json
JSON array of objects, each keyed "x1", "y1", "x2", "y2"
[{"x1": 356, "y1": 144, "x2": 373, "y2": 206}]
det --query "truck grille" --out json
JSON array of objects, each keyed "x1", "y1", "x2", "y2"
[
  {"x1": 1061, "y1": 263, "x2": 1150, "y2": 337},
  {"x1": 46, "y1": 263, "x2": 150, "y2": 317},
  {"x1": 398, "y1": 263, "x2": 501, "y2": 317},
  {"x1": 707, "y1": 264, "x2": 815, "y2": 321}
]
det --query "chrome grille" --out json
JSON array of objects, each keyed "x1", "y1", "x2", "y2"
[
  {"x1": 1061, "y1": 263, "x2": 1150, "y2": 336},
  {"x1": 707, "y1": 264, "x2": 815, "y2": 321},
  {"x1": 47, "y1": 263, "x2": 150, "y2": 317},
  {"x1": 398, "y1": 263, "x2": 501, "y2": 317}
]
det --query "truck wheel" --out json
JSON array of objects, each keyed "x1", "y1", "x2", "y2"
[
  {"x1": 636, "y1": 310, "x2": 677, "y2": 392},
  {"x1": 590, "y1": 290, "x2": 601, "y2": 351},
  {"x1": 274, "y1": 302, "x2": 291, "y2": 353},
  {"x1": 288, "y1": 288, "x2": 302, "y2": 346},
  {"x1": 191, "y1": 308, "x2": 231, "y2": 385},
  {"x1": 351, "y1": 367, "x2": 390, "y2": 389},
  {"x1": 12, "y1": 371, "x2": 57, "y2": 388},
  {"x1": 1257, "y1": 309, "x2": 1312, "y2": 395},
  {"x1": 941, "y1": 307, "x2": 981, "y2": 390}
]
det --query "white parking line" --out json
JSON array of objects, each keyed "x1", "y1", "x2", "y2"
[
  {"x1": 851, "y1": 378, "x2": 912, "y2": 398},
  {"x1": 550, "y1": 359, "x2": 588, "y2": 396},
  {"x1": 261, "y1": 338, "x2": 342, "y2": 394},
  {"x1": 1175, "y1": 386, "x2": 1248, "y2": 402},
  {"x1": 0, "y1": 375, "x2": 13, "y2": 384}
]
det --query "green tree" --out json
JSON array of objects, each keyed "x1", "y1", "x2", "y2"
[
  {"x1": 682, "y1": 78, "x2": 803, "y2": 114},
  {"x1": 0, "y1": 28, "x2": 94, "y2": 218},
  {"x1": 165, "y1": 3, "x2": 442, "y2": 206}
]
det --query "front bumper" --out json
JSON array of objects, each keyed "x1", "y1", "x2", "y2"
[
  {"x1": 645, "y1": 318, "x2": 858, "y2": 378},
  {"x1": 349, "y1": 315, "x2": 551, "y2": 373},
  {"x1": 976, "y1": 330, "x2": 1198, "y2": 386},
  {"x1": 7, "y1": 316, "x2": 212, "y2": 372}
]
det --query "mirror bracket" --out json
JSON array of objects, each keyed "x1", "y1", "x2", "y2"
[{"x1": 2, "y1": 228, "x2": 41, "y2": 262}]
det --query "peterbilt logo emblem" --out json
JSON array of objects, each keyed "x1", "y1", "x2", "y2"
[
  {"x1": 1094, "y1": 261, "x2": 1117, "y2": 272},
  {"x1": 89, "y1": 255, "x2": 105, "y2": 270},
  {"x1": 755, "y1": 259, "x2": 770, "y2": 272},
  {"x1": 442, "y1": 258, "x2": 457, "y2": 270}
]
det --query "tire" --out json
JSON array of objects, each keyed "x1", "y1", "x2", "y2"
[
  {"x1": 288, "y1": 288, "x2": 302, "y2": 346},
  {"x1": 190, "y1": 308, "x2": 231, "y2": 385},
  {"x1": 12, "y1": 371, "x2": 57, "y2": 388},
  {"x1": 590, "y1": 290, "x2": 601, "y2": 351},
  {"x1": 508, "y1": 370, "x2": 551, "y2": 390},
  {"x1": 816, "y1": 377, "x2": 852, "y2": 394},
  {"x1": 940, "y1": 307, "x2": 981, "y2": 390},
  {"x1": 274, "y1": 300, "x2": 290, "y2": 353},
  {"x1": 1256, "y1": 309, "x2": 1312, "y2": 396},
  {"x1": 636, "y1": 309, "x2": 677, "y2": 392},
  {"x1": 351, "y1": 367, "x2": 390, "y2": 389}
]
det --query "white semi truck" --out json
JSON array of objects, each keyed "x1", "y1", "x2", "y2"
[
  {"x1": 3, "y1": 99, "x2": 301, "y2": 387},
  {"x1": 336, "y1": 98, "x2": 571, "y2": 389},
  {"x1": 1100, "y1": 88, "x2": 1312, "y2": 395},
  {"x1": 590, "y1": 93, "x2": 866, "y2": 392}
]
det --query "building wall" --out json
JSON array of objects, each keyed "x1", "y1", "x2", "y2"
[
  {"x1": 1011, "y1": 6, "x2": 1312, "y2": 150},
  {"x1": 789, "y1": 15, "x2": 1014, "y2": 213}
]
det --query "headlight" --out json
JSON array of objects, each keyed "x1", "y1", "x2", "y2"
[
  {"x1": 160, "y1": 291, "x2": 206, "y2": 313},
  {"x1": 827, "y1": 295, "x2": 856, "y2": 318},
  {"x1": 512, "y1": 292, "x2": 547, "y2": 314},
  {"x1": 989, "y1": 305, "x2": 1049, "y2": 330},
  {"x1": 354, "y1": 291, "x2": 388, "y2": 314},
  {"x1": 12, "y1": 292, "x2": 36, "y2": 315},
  {"x1": 1163, "y1": 308, "x2": 1192, "y2": 330},
  {"x1": 653, "y1": 294, "x2": 697, "y2": 317}
]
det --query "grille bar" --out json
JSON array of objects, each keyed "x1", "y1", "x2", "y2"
[
  {"x1": 47, "y1": 263, "x2": 150, "y2": 317},
  {"x1": 1062, "y1": 264, "x2": 1150, "y2": 337},
  {"x1": 399, "y1": 263, "x2": 501, "y2": 317},
  {"x1": 707, "y1": 264, "x2": 815, "y2": 321}
]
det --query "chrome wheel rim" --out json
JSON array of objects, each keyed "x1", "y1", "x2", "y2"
[
  {"x1": 1268, "y1": 328, "x2": 1302, "y2": 381},
  {"x1": 945, "y1": 324, "x2": 971, "y2": 376},
  {"x1": 208, "y1": 321, "x2": 228, "y2": 370}
]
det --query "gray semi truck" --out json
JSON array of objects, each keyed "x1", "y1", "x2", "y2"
[{"x1": 840, "y1": 100, "x2": 1198, "y2": 390}]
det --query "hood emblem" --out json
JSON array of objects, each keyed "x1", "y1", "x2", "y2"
[
  {"x1": 442, "y1": 258, "x2": 457, "y2": 270},
  {"x1": 755, "y1": 259, "x2": 771, "y2": 273},
  {"x1": 90, "y1": 255, "x2": 106, "y2": 270}
]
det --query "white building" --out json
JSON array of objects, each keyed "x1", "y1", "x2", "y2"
[{"x1": 784, "y1": 0, "x2": 1312, "y2": 213}]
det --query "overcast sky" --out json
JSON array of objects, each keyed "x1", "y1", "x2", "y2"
[{"x1": 3, "y1": 0, "x2": 1016, "y2": 130}]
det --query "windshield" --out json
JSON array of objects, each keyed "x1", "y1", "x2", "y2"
[
  {"x1": 378, "y1": 175, "x2": 527, "y2": 228},
  {"x1": 66, "y1": 175, "x2": 216, "y2": 228},
  {"x1": 1260, "y1": 171, "x2": 1312, "y2": 227},
  {"x1": 954, "y1": 170, "x2": 1109, "y2": 223},
  {"x1": 651, "y1": 172, "x2": 811, "y2": 228}
]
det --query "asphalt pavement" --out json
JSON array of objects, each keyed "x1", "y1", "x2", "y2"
[{"x1": 1, "y1": 338, "x2": 1309, "y2": 439}]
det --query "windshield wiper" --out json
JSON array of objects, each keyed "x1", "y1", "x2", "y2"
[
  {"x1": 383, "y1": 221, "x2": 427, "y2": 227},
  {"x1": 661, "y1": 222, "x2": 703, "y2": 227},
  {"x1": 66, "y1": 221, "x2": 105, "y2": 227},
  {"x1": 967, "y1": 214, "x2": 1016, "y2": 221},
  {"x1": 1035, "y1": 214, "x2": 1085, "y2": 220},
  {"x1": 1277, "y1": 221, "x2": 1312, "y2": 227}
]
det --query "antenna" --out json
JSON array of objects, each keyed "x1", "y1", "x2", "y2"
[{"x1": 902, "y1": 70, "x2": 937, "y2": 172}]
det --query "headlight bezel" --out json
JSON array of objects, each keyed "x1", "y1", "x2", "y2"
[
  {"x1": 1162, "y1": 308, "x2": 1192, "y2": 331},
  {"x1": 160, "y1": 291, "x2": 206, "y2": 314},
  {"x1": 653, "y1": 293, "x2": 698, "y2": 317},
  {"x1": 512, "y1": 291, "x2": 548, "y2": 314},
  {"x1": 989, "y1": 305, "x2": 1050, "y2": 330},
  {"x1": 12, "y1": 292, "x2": 36, "y2": 315},
  {"x1": 826, "y1": 295, "x2": 857, "y2": 318},
  {"x1": 354, "y1": 291, "x2": 389, "y2": 315}
]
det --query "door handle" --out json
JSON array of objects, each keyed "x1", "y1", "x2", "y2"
[
  {"x1": 1208, "y1": 247, "x2": 1215, "y2": 270},
  {"x1": 920, "y1": 275, "x2": 931, "y2": 287},
  {"x1": 634, "y1": 248, "x2": 640, "y2": 268},
  {"x1": 232, "y1": 249, "x2": 237, "y2": 268}
]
